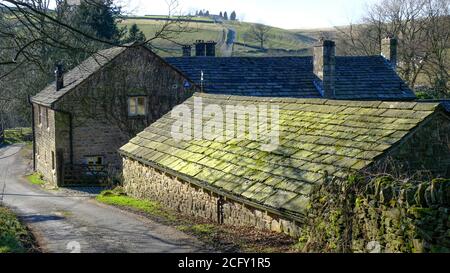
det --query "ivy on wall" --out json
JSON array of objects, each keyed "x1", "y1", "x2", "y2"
[{"x1": 298, "y1": 175, "x2": 450, "y2": 253}]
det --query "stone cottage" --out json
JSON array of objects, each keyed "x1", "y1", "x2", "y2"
[
  {"x1": 119, "y1": 93, "x2": 450, "y2": 237},
  {"x1": 30, "y1": 45, "x2": 195, "y2": 186}
]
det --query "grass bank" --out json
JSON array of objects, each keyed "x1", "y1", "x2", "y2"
[
  {"x1": 96, "y1": 189, "x2": 175, "y2": 221},
  {"x1": 0, "y1": 206, "x2": 38, "y2": 253},
  {"x1": 2, "y1": 128, "x2": 32, "y2": 145},
  {"x1": 96, "y1": 188, "x2": 298, "y2": 253},
  {"x1": 26, "y1": 173, "x2": 46, "y2": 186}
]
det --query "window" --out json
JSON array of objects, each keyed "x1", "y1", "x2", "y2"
[
  {"x1": 38, "y1": 106, "x2": 43, "y2": 125},
  {"x1": 51, "y1": 151, "x2": 55, "y2": 170},
  {"x1": 128, "y1": 96, "x2": 147, "y2": 117},
  {"x1": 84, "y1": 156, "x2": 104, "y2": 172},
  {"x1": 46, "y1": 108, "x2": 49, "y2": 129}
]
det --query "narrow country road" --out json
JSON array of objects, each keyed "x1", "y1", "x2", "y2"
[
  {"x1": 221, "y1": 26, "x2": 237, "y2": 57},
  {"x1": 0, "y1": 144, "x2": 205, "y2": 253}
]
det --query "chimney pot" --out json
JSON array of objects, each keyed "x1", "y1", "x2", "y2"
[
  {"x1": 205, "y1": 41, "x2": 217, "y2": 57},
  {"x1": 55, "y1": 64, "x2": 64, "y2": 91},
  {"x1": 194, "y1": 40, "x2": 216, "y2": 57},
  {"x1": 182, "y1": 45, "x2": 192, "y2": 57},
  {"x1": 195, "y1": 40, "x2": 206, "y2": 56},
  {"x1": 381, "y1": 36, "x2": 398, "y2": 70},
  {"x1": 313, "y1": 38, "x2": 336, "y2": 98}
]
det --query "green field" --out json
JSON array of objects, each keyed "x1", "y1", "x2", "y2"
[
  {"x1": 132, "y1": 15, "x2": 215, "y2": 22},
  {"x1": 120, "y1": 19, "x2": 226, "y2": 56},
  {"x1": 120, "y1": 18, "x2": 318, "y2": 57}
]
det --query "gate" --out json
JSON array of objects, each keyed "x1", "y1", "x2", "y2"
[{"x1": 62, "y1": 164, "x2": 109, "y2": 186}]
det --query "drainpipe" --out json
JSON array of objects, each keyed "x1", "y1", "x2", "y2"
[{"x1": 28, "y1": 95, "x2": 36, "y2": 171}]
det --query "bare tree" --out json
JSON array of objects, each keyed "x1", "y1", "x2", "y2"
[
  {"x1": 335, "y1": 0, "x2": 450, "y2": 97},
  {"x1": 248, "y1": 23, "x2": 271, "y2": 49},
  {"x1": 422, "y1": 0, "x2": 450, "y2": 96},
  {"x1": 0, "y1": 0, "x2": 192, "y2": 127}
]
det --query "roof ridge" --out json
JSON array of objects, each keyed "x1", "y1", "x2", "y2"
[
  {"x1": 193, "y1": 92, "x2": 437, "y2": 109},
  {"x1": 31, "y1": 45, "x2": 131, "y2": 107}
]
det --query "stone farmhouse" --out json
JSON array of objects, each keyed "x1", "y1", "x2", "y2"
[
  {"x1": 31, "y1": 37, "x2": 415, "y2": 186},
  {"x1": 120, "y1": 93, "x2": 450, "y2": 236},
  {"x1": 30, "y1": 45, "x2": 195, "y2": 186}
]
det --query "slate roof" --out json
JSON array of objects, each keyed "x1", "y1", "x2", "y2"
[
  {"x1": 165, "y1": 56, "x2": 416, "y2": 100},
  {"x1": 442, "y1": 100, "x2": 450, "y2": 112},
  {"x1": 31, "y1": 46, "x2": 128, "y2": 107},
  {"x1": 31, "y1": 45, "x2": 416, "y2": 106},
  {"x1": 119, "y1": 93, "x2": 441, "y2": 219}
]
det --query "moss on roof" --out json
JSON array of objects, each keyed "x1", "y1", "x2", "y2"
[{"x1": 119, "y1": 93, "x2": 441, "y2": 217}]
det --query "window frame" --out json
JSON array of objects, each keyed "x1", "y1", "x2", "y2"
[
  {"x1": 127, "y1": 96, "x2": 147, "y2": 117},
  {"x1": 84, "y1": 155, "x2": 105, "y2": 173},
  {"x1": 84, "y1": 155, "x2": 104, "y2": 165},
  {"x1": 38, "y1": 106, "x2": 43, "y2": 126},
  {"x1": 51, "y1": 151, "x2": 55, "y2": 170},
  {"x1": 45, "y1": 108, "x2": 49, "y2": 130}
]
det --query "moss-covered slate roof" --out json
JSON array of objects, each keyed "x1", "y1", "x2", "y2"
[{"x1": 119, "y1": 93, "x2": 440, "y2": 218}]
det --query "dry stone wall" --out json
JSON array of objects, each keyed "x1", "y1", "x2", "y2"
[
  {"x1": 34, "y1": 104, "x2": 58, "y2": 187},
  {"x1": 123, "y1": 158, "x2": 302, "y2": 237}
]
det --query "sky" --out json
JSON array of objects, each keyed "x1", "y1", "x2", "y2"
[{"x1": 123, "y1": 0, "x2": 379, "y2": 29}]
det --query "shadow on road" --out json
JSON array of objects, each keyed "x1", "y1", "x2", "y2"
[{"x1": 21, "y1": 214, "x2": 65, "y2": 223}]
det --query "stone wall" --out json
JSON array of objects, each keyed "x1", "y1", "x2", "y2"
[
  {"x1": 382, "y1": 112, "x2": 450, "y2": 178},
  {"x1": 298, "y1": 175, "x2": 450, "y2": 253},
  {"x1": 123, "y1": 158, "x2": 302, "y2": 237},
  {"x1": 33, "y1": 103, "x2": 58, "y2": 187}
]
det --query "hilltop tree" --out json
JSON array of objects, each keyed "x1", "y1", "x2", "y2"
[
  {"x1": 224, "y1": 11, "x2": 228, "y2": 20},
  {"x1": 72, "y1": 0, "x2": 125, "y2": 42},
  {"x1": 248, "y1": 23, "x2": 272, "y2": 49},
  {"x1": 125, "y1": 24, "x2": 146, "y2": 43},
  {"x1": 230, "y1": 11, "x2": 237, "y2": 21}
]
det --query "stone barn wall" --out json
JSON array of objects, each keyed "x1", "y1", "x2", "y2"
[
  {"x1": 379, "y1": 112, "x2": 450, "y2": 178},
  {"x1": 35, "y1": 46, "x2": 196, "y2": 185},
  {"x1": 122, "y1": 158, "x2": 302, "y2": 237},
  {"x1": 55, "y1": 47, "x2": 194, "y2": 170}
]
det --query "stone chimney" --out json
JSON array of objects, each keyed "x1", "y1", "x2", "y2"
[
  {"x1": 313, "y1": 38, "x2": 336, "y2": 98},
  {"x1": 195, "y1": 40, "x2": 206, "y2": 57},
  {"x1": 381, "y1": 36, "x2": 398, "y2": 70},
  {"x1": 182, "y1": 45, "x2": 192, "y2": 57},
  {"x1": 205, "y1": 41, "x2": 216, "y2": 57},
  {"x1": 55, "y1": 64, "x2": 64, "y2": 91},
  {"x1": 194, "y1": 40, "x2": 216, "y2": 57}
]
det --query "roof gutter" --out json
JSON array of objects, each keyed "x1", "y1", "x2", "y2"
[{"x1": 118, "y1": 150, "x2": 307, "y2": 224}]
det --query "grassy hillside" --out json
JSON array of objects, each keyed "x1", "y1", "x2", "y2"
[
  {"x1": 119, "y1": 18, "x2": 226, "y2": 56},
  {"x1": 119, "y1": 17, "x2": 319, "y2": 57}
]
